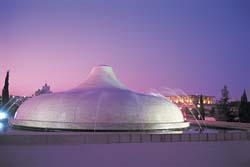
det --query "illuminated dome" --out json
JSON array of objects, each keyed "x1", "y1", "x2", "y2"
[{"x1": 10, "y1": 65, "x2": 189, "y2": 130}]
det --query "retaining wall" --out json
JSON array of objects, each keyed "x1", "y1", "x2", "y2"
[{"x1": 1, "y1": 132, "x2": 250, "y2": 145}]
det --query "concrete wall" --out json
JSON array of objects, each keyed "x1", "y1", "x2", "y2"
[{"x1": 1, "y1": 132, "x2": 250, "y2": 145}]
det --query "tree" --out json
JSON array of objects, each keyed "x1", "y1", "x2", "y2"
[
  {"x1": 239, "y1": 89, "x2": 250, "y2": 123},
  {"x1": 221, "y1": 85, "x2": 229, "y2": 104},
  {"x1": 2, "y1": 70, "x2": 10, "y2": 108},
  {"x1": 210, "y1": 107, "x2": 215, "y2": 117},
  {"x1": 199, "y1": 95, "x2": 205, "y2": 120},
  {"x1": 216, "y1": 85, "x2": 234, "y2": 121},
  {"x1": 241, "y1": 89, "x2": 248, "y2": 103},
  {"x1": 192, "y1": 108, "x2": 199, "y2": 120}
]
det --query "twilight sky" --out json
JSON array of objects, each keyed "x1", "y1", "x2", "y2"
[{"x1": 0, "y1": 0, "x2": 250, "y2": 100}]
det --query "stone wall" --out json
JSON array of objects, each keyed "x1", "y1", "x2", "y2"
[{"x1": 1, "y1": 132, "x2": 250, "y2": 145}]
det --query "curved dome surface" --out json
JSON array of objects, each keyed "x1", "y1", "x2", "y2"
[{"x1": 10, "y1": 65, "x2": 190, "y2": 130}]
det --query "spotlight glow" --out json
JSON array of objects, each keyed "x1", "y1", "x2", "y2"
[{"x1": 0, "y1": 112, "x2": 8, "y2": 120}]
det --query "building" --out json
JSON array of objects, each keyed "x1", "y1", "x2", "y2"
[
  {"x1": 34, "y1": 83, "x2": 52, "y2": 96},
  {"x1": 10, "y1": 65, "x2": 189, "y2": 131},
  {"x1": 166, "y1": 95, "x2": 214, "y2": 106},
  {"x1": 165, "y1": 95, "x2": 215, "y2": 119}
]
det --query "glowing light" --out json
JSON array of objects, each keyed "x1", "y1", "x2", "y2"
[{"x1": 0, "y1": 112, "x2": 8, "y2": 120}]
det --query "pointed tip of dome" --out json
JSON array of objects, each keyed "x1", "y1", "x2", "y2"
[
  {"x1": 97, "y1": 64, "x2": 110, "y2": 67},
  {"x1": 91, "y1": 65, "x2": 113, "y2": 72},
  {"x1": 75, "y1": 65, "x2": 127, "y2": 90},
  {"x1": 90, "y1": 65, "x2": 113, "y2": 75}
]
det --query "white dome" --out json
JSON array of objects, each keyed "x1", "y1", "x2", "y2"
[{"x1": 10, "y1": 65, "x2": 189, "y2": 130}]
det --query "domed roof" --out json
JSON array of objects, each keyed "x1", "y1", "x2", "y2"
[{"x1": 10, "y1": 65, "x2": 189, "y2": 131}]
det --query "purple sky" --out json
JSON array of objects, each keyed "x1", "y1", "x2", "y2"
[{"x1": 0, "y1": 0, "x2": 250, "y2": 100}]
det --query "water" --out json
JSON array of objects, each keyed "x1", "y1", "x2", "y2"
[
  {"x1": 184, "y1": 125, "x2": 242, "y2": 134},
  {"x1": 149, "y1": 87, "x2": 205, "y2": 129}
]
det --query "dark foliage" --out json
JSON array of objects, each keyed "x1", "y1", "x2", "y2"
[
  {"x1": 2, "y1": 71, "x2": 10, "y2": 107},
  {"x1": 199, "y1": 94, "x2": 205, "y2": 120},
  {"x1": 239, "y1": 90, "x2": 250, "y2": 123},
  {"x1": 216, "y1": 85, "x2": 235, "y2": 122}
]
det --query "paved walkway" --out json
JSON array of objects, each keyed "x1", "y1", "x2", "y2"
[{"x1": 1, "y1": 141, "x2": 250, "y2": 167}]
